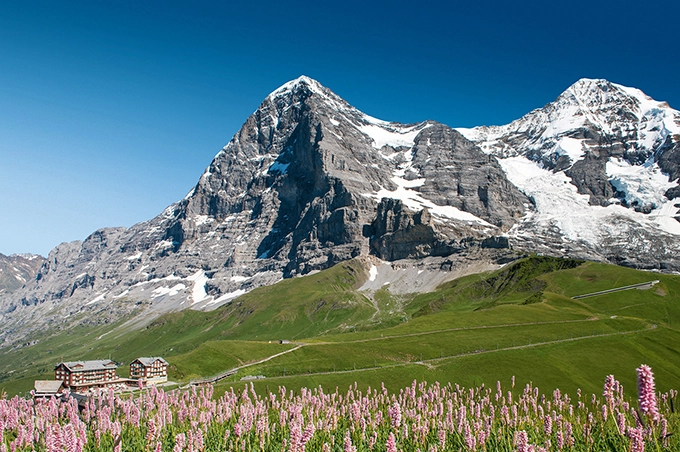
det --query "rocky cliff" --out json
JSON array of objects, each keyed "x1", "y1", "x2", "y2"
[{"x1": 0, "y1": 253, "x2": 44, "y2": 296}]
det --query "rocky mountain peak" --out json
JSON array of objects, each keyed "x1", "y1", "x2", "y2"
[
  {"x1": 266, "y1": 75, "x2": 327, "y2": 102},
  {"x1": 457, "y1": 79, "x2": 680, "y2": 270},
  {"x1": 561, "y1": 78, "x2": 620, "y2": 106}
]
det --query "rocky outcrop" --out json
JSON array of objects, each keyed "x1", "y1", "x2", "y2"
[
  {"x1": 0, "y1": 253, "x2": 44, "y2": 295},
  {"x1": 410, "y1": 125, "x2": 528, "y2": 226},
  {"x1": 370, "y1": 199, "x2": 447, "y2": 260},
  {"x1": 369, "y1": 199, "x2": 512, "y2": 261}
]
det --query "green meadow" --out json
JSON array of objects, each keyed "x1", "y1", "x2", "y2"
[{"x1": 2, "y1": 255, "x2": 679, "y2": 400}]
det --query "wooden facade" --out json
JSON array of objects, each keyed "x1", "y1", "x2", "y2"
[
  {"x1": 54, "y1": 360, "x2": 117, "y2": 389},
  {"x1": 130, "y1": 357, "x2": 168, "y2": 382}
]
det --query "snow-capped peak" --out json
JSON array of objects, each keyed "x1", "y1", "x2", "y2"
[
  {"x1": 458, "y1": 78, "x2": 680, "y2": 163},
  {"x1": 265, "y1": 76, "x2": 432, "y2": 151},
  {"x1": 267, "y1": 75, "x2": 325, "y2": 99},
  {"x1": 457, "y1": 78, "x2": 680, "y2": 261}
]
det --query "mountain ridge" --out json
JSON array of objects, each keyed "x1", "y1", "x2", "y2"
[{"x1": 1, "y1": 76, "x2": 678, "y2": 349}]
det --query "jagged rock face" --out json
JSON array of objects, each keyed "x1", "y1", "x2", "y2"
[
  {"x1": 409, "y1": 125, "x2": 528, "y2": 226},
  {"x1": 370, "y1": 199, "x2": 444, "y2": 260},
  {"x1": 2, "y1": 76, "x2": 680, "y2": 348},
  {"x1": 0, "y1": 254, "x2": 44, "y2": 295},
  {"x1": 368, "y1": 199, "x2": 512, "y2": 261}
]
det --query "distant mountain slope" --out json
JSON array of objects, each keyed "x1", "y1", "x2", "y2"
[
  {"x1": 0, "y1": 253, "x2": 44, "y2": 295},
  {"x1": 1, "y1": 77, "x2": 678, "y2": 349}
]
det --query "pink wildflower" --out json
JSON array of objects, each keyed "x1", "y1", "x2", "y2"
[
  {"x1": 556, "y1": 427, "x2": 564, "y2": 450},
  {"x1": 637, "y1": 365, "x2": 660, "y2": 422},
  {"x1": 344, "y1": 430, "x2": 356, "y2": 452},
  {"x1": 388, "y1": 402, "x2": 401, "y2": 428},
  {"x1": 603, "y1": 375, "x2": 616, "y2": 406},
  {"x1": 301, "y1": 423, "x2": 315, "y2": 449},
  {"x1": 661, "y1": 417, "x2": 669, "y2": 447},
  {"x1": 174, "y1": 433, "x2": 186, "y2": 452},
  {"x1": 386, "y1": 432, "x2": 397, "y2": 452},
  {"x1": 438, "y1": 429, "x2": 446, "y2": 449},
  {"x1": 627, "y1": 426, "x2": 645, "y2": 452},
  {"x1": 565, "y1": 422, "x2": 573, "y2": 447},
  {"x1": 514, "y1": 430, "x2": 528, "y2": 452},
  {"x1": 464, "y1": 421, "x2": 476, "y2": 451},
  {"x1": 616, "y1": 412, "x2": 626, "y2": 435}
]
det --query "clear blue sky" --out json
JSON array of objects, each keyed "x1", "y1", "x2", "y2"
[{"x1": 1, "y1": 0, "x2": 679, "y2": 256}]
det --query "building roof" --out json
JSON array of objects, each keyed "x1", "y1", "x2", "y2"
[
  {"x1": 55, "y1": 359, "x2": 117, "y2": 372},
  {"x1": 132, "y1": 357, "x2": 168, "y2": 366},
  {"x1": 34, "y1": 380, "x2": 64, "y2": 394}
]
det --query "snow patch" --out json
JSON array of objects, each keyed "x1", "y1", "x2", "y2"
[
  {"x1": 193, "y1": 215, "x2": 214, "y2": 226},
  {"x1": 113, "y1": 290, "x2": 130, "y2": 299},
  {"x1": 358, "y1": 121, "x2": 429, "y2": 149},
  {"x1": 151, "y1": 284, "x2": 186, "y2": 298},
  {"x1": 368, "y1": 179, "x2": 492, "y2": 227},
  {"x1": 85, "y1": 293, "x2": 107, "y2": 305},
  {"x1": 607, "y1": 157, "x2": 677, "y2": 210},
  {"x1": 500, "y1": 155, "x2": 680, "y2": 244},
  {"x1": 231, "y1": 275, "x2": 250, "y2": 282},
  {"x1": 126, "y1": 252, "x2": 143, "y2": 261},
  {"x1": 188, "y1": 270, "x2": 210, "y2": 304},
  {"x1": 155, "y1": 240, "x2": 174, "y2": 250},
  {"x1": 364, "y1": 145, "x2": 493, "y2": 227},
  {"x1": 267, "y1": 75, "x2": 325, "y2": 99},
  {"x1": 368, "y1": 265, "x2": 378, "y2": 282},
  {"x1": 205, "y1": 289, "x2": 247, "y2": 307},
  {"x1": 555, "y1": 137, "x2": 585, "y2": 162}
]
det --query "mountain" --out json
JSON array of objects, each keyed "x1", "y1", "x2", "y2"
[
  {"x1": 1, "y1": 76, "x2": 679, "y2": 348},
  {"x1": 457, "y1": 78, "x2": 680, "y2": 267},
  {"x1": 0, "y1": 253, "x2": 44, "y2": 295}
]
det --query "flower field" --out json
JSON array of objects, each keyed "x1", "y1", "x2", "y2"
[{"x1": 0, "y1": 366, "x2": 676, "y2": 451}]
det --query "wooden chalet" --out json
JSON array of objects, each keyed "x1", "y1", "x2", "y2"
[
  {"x1": 33, "y1": 380, "x2": 66, "y2": 400},
  {"x1": 130, "y1": 357, "x2": 168, "y2": 383},
  {"x1": 54, "y1": 359, "x2": 118, "y2": 391}
]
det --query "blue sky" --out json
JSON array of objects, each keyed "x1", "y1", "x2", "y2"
[{"x1": 1, "y1": 0, "x2": 679, "y2": 256}]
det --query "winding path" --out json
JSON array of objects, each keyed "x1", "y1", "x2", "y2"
[{"x1": 571, "y1": 280, "x2": 659, "y2": 299}]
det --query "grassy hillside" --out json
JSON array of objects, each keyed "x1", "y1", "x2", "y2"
[
  {"x1": 2, "y1": 255, "x2": 679, "y2": 400},
  {"x1": 0, "y1": 259, "x2": 372, "y2": 395}
]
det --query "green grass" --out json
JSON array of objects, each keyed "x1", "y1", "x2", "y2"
[
  {"x1": 168, "y1": 340, "x2": 294, "y2": 381},
  {"x1": 2, "y1": 255, "x2": 680, "y2": 400}
]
